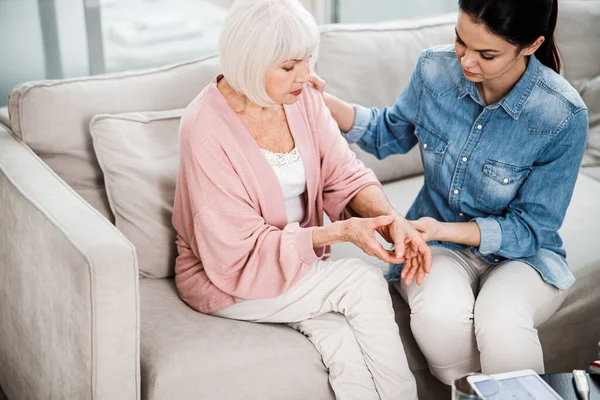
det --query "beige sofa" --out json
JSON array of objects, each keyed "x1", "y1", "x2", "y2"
[{"x1": 1, "y1": 6, "x2": 599, "y2": 400}]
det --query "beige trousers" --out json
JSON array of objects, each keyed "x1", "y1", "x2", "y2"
[
  {"x1": 212, "y1": 258, "x2": 417, "y2": 400},
  {"x1": 396, "y1": 246, "x2": 567, "y2": 385}
]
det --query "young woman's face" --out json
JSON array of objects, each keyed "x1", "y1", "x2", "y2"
[
  {"x1": 265, "y1": 57, "x2": 311, "y2": 105},
  {"x1": 454, "y1": 12, "x2": 525, "y2": 83}
]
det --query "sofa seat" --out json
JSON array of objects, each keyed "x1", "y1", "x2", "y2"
[
  {"x1": 139, "y1": 278, "x2": 333, "y2": 400},
  {"x1": 138, "y1": 173, "x2": 600, "y2": 400}
]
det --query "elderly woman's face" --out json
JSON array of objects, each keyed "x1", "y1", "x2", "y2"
[{"x1": 265, "y1": 57, "x2": 311, "y2": 105}]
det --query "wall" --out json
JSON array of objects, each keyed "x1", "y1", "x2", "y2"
[{"x1": 0, "y1": 0, "x2": 47, "y2": 107}]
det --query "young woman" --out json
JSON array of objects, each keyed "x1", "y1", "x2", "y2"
[
  {"x1": 171, "y1": 0, "x2": 431, "y2": 398},
  {"x1": 313, "y1": 0, "x2": 588, "y2": 384}
]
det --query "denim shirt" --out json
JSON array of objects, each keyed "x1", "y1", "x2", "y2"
[{"x1": 345, "y1": 45, "x2": 588, "y2": 289}]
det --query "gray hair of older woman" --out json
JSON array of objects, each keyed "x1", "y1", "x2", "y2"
[{"x1": 218, "y1": 0, "x2": 320, "y2": 107}]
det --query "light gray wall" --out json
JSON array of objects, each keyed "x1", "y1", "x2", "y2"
[{"x1": 0, "y1": 0, "x2": 47, "y2": 107}]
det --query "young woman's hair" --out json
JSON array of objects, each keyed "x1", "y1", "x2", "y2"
[
  {"x1": 219, "y1": 0, "x2": 320, "y2": 107},
  {"x1": 458, "y1": 0, "x2": 561, "y2": 73}
]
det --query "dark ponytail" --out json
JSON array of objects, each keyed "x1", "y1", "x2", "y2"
[
  {"x1": 535, "y1": 0, "x2": 561, "y2": 73},
  {"x1": 458, "y1": 0, "x2": 562, "y2": 73}
]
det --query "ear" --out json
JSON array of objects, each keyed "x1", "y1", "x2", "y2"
[{"x1": 521, "y1": 36, "x2": 545, "y2": 56}]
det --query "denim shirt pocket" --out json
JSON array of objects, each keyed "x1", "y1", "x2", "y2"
[
  {"x1": 415, "y1": 125, "x2": 449, "y2": 186},
  {"x1": 476, "y1": 160, "x2": 532, "y2": 214}
]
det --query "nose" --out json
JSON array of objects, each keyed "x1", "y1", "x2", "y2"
[
  {"x1": 461, "y1": 50, "x2": 477, "y2": 69},
  {"x1": 295, "y1": 60, "x2": 310, "y2": 83}
]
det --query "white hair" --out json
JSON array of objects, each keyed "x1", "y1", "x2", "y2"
[{"x1": 219, "y1": 0, "x2": 320, "y2": 107}]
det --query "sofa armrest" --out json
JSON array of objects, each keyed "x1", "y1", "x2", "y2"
[
  {"x1": 0, "y1": 125, "x2": 140, "y2": 400},
  {"x1": 0, "y1": 106, "x2": 9, "y2": 129}
]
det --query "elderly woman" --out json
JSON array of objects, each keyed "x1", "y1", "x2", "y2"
[{"x1": 171, "y1": 0, "x2": 431, "y2": 398}]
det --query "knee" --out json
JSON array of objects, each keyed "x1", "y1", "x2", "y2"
[
  {"x1": 474, "y1": 300, "x2": 533, "y2": 347},
  {"x1": 410, "y1": 298, "x2": 474, "y2": 338},
  {"x1": 351, "y1": 259, "x2": 388, "y2": 288}
]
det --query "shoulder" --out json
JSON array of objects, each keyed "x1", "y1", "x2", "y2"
[
  {"x1": 415, "y1": 45, "x2": 464, "y2": 96},
  {"x1": 180, "y1": 83, "x2": 230, "y2": 150},
  {"x1": 297, "y1": 84, "x2": 327, "y2": 117},
  {"x1": 525, "y1": 64, "x2": 588, "y2": 137}
]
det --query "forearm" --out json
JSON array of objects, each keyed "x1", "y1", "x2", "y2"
[
  {"x1": 312, "y1": 220, "x2": 347, "y2": 248},
  {"x1": 437, "y1": 222, "x2": 481, "y2": 247},
  {"x1": 347, "y1": 184, "x2": 401, "y2": 219},
  {"x1": 323, "y1": 92, "x2": 356, "y2": 133}
]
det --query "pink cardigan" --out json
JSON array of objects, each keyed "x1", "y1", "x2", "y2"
[{"x1": 172, "y1": 76, "x2": 381, "y2": 313}]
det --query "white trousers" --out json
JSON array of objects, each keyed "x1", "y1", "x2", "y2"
[
  {"x1": 212, "y1": 258, "x2": 418, "y2": 400},
  {"x1": 396, "y1": 246, "x2": 567, "y2": 385}
]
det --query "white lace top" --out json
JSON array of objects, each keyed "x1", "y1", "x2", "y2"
[{"x1": 261, "y1": 147, "x2": 306, "y2": 224}]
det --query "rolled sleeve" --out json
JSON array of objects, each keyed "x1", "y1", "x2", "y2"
[
  {"x1": 291, "y1": 224, "x2": 324, "y2": 264},
  {"x1": 342, "y1": 104, "x2": 371, "y2": 143},
  {"x1": 473, "y1": 217, "x2": 502, "y2": 255}
]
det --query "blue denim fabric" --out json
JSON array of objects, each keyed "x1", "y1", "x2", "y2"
[{"x1": 345, "y1": 45, "x2": 588, "y2": 289}]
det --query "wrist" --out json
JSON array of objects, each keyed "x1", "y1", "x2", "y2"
[
  {"x1": 336, "y1": 219, "x2": 350, "y2": 242},
  {"x1": 437, "y1": 222, "x2": 451, "y2": 242}
]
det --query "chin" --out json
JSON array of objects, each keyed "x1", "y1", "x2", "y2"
[
  {"x1": 281, "y1": 96, "x2": 301, "y2": 105},
  {"x1": 464, "y1": 74, "x2": 484, "y2": 83}
]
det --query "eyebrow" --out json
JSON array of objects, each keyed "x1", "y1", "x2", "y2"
[{"x1": 455, "y1": 29, "x2": 501, "y2": 53}]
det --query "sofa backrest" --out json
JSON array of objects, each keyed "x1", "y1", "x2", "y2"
[
  {"x1": 7, "y1": 57, "x2": 221, "y2": 221},
  {"x1": 7, "y1": 5, "x2": 598, "y2": 222},
  {"x1": 556, "y1": 0, "x2": 600, "y2": 157},
  {"x1": 316, "y1": 13, "x2": 456, "y2": 182}
]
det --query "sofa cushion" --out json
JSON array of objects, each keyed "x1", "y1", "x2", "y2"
[
  {"x1": 139, "y1": 278, "x2": 333, "y2": 400},
  {"x1": 556, "y1": 0, "x2": 600, "y2": 86},
  {"x1": 90, "y1": 109, "x2": 182, "y2": 278},
  {"x1": 7, "y1": 56, "x2": 220, "y2": 221},
  {"x1": 582, "y1": 166, "x2": 600, "y2": 183},
  {"x1": 580, "y1": 75, "x2": 600, "y2": 157},
  {"x1": 315, "y1": 14, "x2": 457, "y2": 183}
]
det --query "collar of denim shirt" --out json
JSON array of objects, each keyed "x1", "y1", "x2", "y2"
[{"x1": 457, "y1": 54, "x2": 541, "y2": 120}]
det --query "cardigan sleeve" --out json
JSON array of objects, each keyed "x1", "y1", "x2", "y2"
[
  {"x1": 180, "y1": 126, "x2": 322, "y2": 300},
  {"x1": 305, "y1": 86, "x2": 382, "y2": 222}
]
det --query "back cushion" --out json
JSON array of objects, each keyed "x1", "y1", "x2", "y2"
[
  {"x1": 90, "y1": 109, "x2": 182, "y2": 278},
  {"x1": 315, "y1": 13, "x2": 457, "y2": 183},
  {"x1": 556, "y1": 1, "x2": 600, "y2": 158},
  {"x1": 8, "y1": 56, "x2": 220, "y2": 220},
  {"x1": 556, "y1": 1, "x2": 600, "y2": 87}
]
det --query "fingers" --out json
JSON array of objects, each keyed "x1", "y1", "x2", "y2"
[
  {"x1": 373, "y1": 214, "x2": 396, "y2": 227},
  {"x1": 420, "y1": 241, "x2": 433, "y2": 273},
  {"x1": 393, "y1": 228, "x2": 406, "y2": 259},
  {"x1": 308, "y1": 73, "x2": 326, "y2": 93}
]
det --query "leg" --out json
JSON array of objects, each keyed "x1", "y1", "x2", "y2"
[
  {"x1": 288, "y1": 313, "x2": 378, "y2": 400},
  {"x1": 213, "y1": 258, "x2": 417, "y2": 400},
  {"x1": 474, "y1": 261, "x2": 567, "y2": 374},
  {"x1": 394, "y1": 247, "x2": 485, "y2": 384},
  {"x1": 326, "y1": 260, "x2": 417, "y2": 400}
]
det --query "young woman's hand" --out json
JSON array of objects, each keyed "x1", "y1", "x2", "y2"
[
  {"x1": 342, "y1": 216, "x2": 405, "y2": 264},
  {"x1": 308, "y1": 73, "x2": 326, "y2": 94},
  {"x1": 409, "y1": 217, "x2": 444, "y2": 242}
]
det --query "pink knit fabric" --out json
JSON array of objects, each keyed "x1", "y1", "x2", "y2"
[{"x1": 172, "y1": 76, "x2": 381, "y2": 313}]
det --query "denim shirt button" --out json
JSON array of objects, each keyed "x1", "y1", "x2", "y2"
[
  {"x1": 453, "y1": 189, "x2": 459, "y2": 195},
  {"x1": 423, "y1": 143, "x2": 428, "y2": 149},
  {"x1": 477, "y1": 124, "x2": 483, "y2": 130},
  {"x1": 494, "y1": 258, "x2": 500, "y2": 263},
  {"x1": 503, "y1": 178, "x2": 509, "y2": 184},
  {"x1": 458, "y1": 213, "x2": 464, "y2": 217},
  {"x1": 462, "y1": 157, "x2": 468, "y2": 162}
]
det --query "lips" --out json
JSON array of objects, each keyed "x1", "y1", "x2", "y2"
[
  {"x1": 463, "y1": 69, "x2": 478, "y2": 77},
  {"x1": 290, "y1": 88, "x2": 303, "y2": 96}
]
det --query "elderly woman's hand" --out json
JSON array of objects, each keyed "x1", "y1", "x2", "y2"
[
  {"x1": 377, "y1": 215, "x2": 432, "y2": 286},
  {"x1": 341, "y1": 216, "x2": 406, "y2": 264}
]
